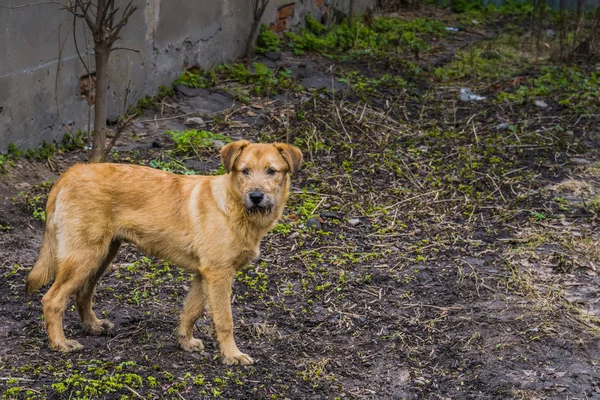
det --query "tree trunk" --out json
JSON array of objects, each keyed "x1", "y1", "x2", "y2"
[
  {"x1": 245, "y1": 0, "x2": 269, "y2": 67},
  {"x1": 348, "y1": 0, "x2": 354, "y2": 29},
  {"x1": 558, "y1": 0, "x2": 567, "y2": 61},
  {"x1": 245, "y1": 19, "x2": 261, "y2": 66},
  {"x1": 90, "y1": 43, "x2": 110, "y2": 163}
]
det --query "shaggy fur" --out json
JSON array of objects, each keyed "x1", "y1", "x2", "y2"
[{"x1": 26, "y1": 140, "x2": 302, "y2": 365}]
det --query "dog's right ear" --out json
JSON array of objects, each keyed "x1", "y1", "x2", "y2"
[{"x1": 220, "y1": 140, "x2": 250, "y2": 173}]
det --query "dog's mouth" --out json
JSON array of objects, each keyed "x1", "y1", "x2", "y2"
[{"x1": 245, "y1": 205, "x2": 272, "y2": 216}]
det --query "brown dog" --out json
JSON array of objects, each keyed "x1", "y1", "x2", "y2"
[{"x1": 26, "y1": 140, "x2": 302, "y2": 365}]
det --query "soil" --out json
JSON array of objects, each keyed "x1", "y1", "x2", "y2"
[{"x1": 1, "y1": 9, "x2": 600, "y2": 400}]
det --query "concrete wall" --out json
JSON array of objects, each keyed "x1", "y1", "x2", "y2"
[{"x1": 0, "y1": 0, "x2": 375, "y2": 152}]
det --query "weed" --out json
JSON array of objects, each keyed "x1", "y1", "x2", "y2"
[
  {"x1": 340, "y1": 71, "x2": 407, "y2": 100},
  {"x1": 286, "y1": 15, "x2": 445, "y2": 59},
  {"x1": 60, "y1": 130, "x2": 86, "y2": 151},
  {"x1": 306, "y1": 14, "x2": 327, "y2": 35},
  {"x1": 435, "y1": 38, "x2": 526, "y2": 81},
  {"x1": 174, "y1": 68, "x2": 217, "y2": 89},
  {"x1": 256, "y1": 24, "x2": 281, "y2": 53},
  {"x1": 0, "y1": 154, "x2": 13, "y2": 173},
  {"x1": 496, "y1": 66, "x2": 600, "y2": 114},
  {"x1": 218, "y1": 62, "x2": 295, "y2": 96}
]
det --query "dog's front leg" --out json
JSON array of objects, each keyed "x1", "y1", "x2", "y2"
[
  {"x1": 205, "y1": 270, "x2": 254, "y2": 365},
  {"x1": 177, "y1": 273, "x2": 207, "y2": 352}
]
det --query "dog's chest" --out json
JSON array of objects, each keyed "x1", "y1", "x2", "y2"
[{"x1": 232, "y1": 248, "x2": 259, "y2": 270}]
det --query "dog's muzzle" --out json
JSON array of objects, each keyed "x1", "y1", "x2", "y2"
[{"x1": 244, "y1": 191, "x2": 273, "y2": 215}]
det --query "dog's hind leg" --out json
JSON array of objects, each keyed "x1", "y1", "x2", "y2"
[
  {"x1": 42, "y1": 249, "x2": 109, "y2": 352},
  {"x1": 177, "y1": 273, "x2": 207, "y2": 352},
  {"x1": 75, "y1": 240, "x2": 121, "y2": 335}
]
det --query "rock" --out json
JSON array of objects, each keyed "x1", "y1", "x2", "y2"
[
  {"x1": 348, "y1": 218, "x2": 361, "y2": 226},
  {"x1": 182, "y1": 90, "x2": 235, "y2": 114},
  {"x1": 263, "y1": 51, "x2": 281, "y2": 61},
  {"x1": 307, "y1": 218, "x2": 322, "y2": 230},
  {"x1": 174, "y1": 85, "x2": 209, "y2": 98},
  {"x1": 184, "y1": 117, "x2": 206, "y2": 127},
  {"x1": 320, "y1": 211, "x2": 341, "y2": 220},
  {"x1": 534, "y1": 100, "x2": 548, "y2": 108},
  {"x1": 496, "y1": 122, "x2": 511, "y2": 130},
  {"x1": 289, "y1": 232, "x2": 300, "y2": 239},
  {"x1": 569, "y1": 158, "x2": 591, "y2": 165},
  {"x1": 471, "y1": 19, "x2": 479, "y2": 25},
  {"x1": 391, "y1": 246, "x2": 400, "y2": 253},
  {"x1": 14, "y1": 182, "x2": 31, "y2": 190},
  {"x1": 133, "y1": 122, "x2": 144, "y2": 129}
]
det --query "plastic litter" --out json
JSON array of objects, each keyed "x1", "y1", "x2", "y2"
[{"x1": 459, "y1": 88, "x2": 486, "y2": 102}]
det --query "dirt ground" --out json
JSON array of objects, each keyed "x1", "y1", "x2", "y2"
[{"x1": 1, "y1": 7, "x2": 600, "y2": 400}]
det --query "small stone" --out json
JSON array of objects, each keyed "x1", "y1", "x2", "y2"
[
  {"x1": 184, "y1": 117, "x2": 206, "y2": 127},
  {"x1": 134, "y1": 122, "x2": 144, "y2": 129},
  {"x1": 496, "y1": 122, "x2": 511, "y2": 130},
  {"x1": 306, "y1": 218, "x2": 322, "y2": 230},
  {"x1": 471, "y1": 19, "x2": 479, "y2": 25},
  {"x1": 289, "y1": 232, "x2": 300, "y2": 239},
  {"x1": 348, "y1": 218, "x2": 361, "y2": 226},
  {"x1": 14, "y1": 182, "x2": 31, "y2": 190},
  {"x1": 320, "y1": 211, "x2": 341, "y2": 220},
  {"x1": 535, "y1": 100, "x2": 548, "y2": 108},
  {"x1": 569, "y1": 158, "x2": 591, "y2": 165},
  {"x1": 391, "y1": 246, "x2": 400, "y2": 253}
]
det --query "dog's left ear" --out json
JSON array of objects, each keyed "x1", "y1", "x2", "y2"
[
  {"x1": 221, "y1": 140, "x2": 251, "y2": 173},
  {"x1": 274, "y1": 143, "x2": 303, "y2": 175}
]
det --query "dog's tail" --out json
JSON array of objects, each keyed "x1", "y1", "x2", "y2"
[
  {"x1": 26, "y1": 187, "x2": 61, "y2": 295},
  {"x1": 26, "y1": 226, "x2": 58, "y2": 295}
]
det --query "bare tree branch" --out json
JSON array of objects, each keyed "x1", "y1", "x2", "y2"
[{"x1": 0, "y1": 1, "x2": 62, "y2": 9}]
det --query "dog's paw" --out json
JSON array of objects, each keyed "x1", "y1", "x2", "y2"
[
  {"x1": 51, "y1": 339, "x2": 84, "y2": 352},
  {"x1": 84, "y1": 319, "x2": 114, "y2": 335},
  {"x1": 222, "y1": 352, "x2": 254, "y2": 366},
  {"x1": 180, "y1": 338, "x2": 205, "y2": 352}
]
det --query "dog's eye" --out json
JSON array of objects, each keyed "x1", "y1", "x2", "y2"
[
  {"x1": 266, "y1": 168, "x2": 276, "y2": 176},
  {"x1": 242, "y1": 168, "x2": 250, "y2": 176}
]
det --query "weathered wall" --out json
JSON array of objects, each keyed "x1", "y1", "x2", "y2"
[{"x1": 0, "y1": 0, "x2": 375, "y2": 152}]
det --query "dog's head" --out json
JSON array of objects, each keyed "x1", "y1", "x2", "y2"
[{"x1": 220, "y1": 140, "x2": 303, "y2": 218}]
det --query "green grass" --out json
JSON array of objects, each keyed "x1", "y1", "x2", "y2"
[
  {"x1": 285, "y1": 14, "x2": 446, "y2": 59},
  {"x1": 435, "y1": 36, "x2": 526, "y2": 81},
  {"x1": 496, "y1": 65, "x2": 600, "y2": 114},
  {"x1": 166, "y1": 129, "x2": 231, "y2": 156},
  {"x1": 174, "y1": 62, "x2": 295, "y2": 99}
]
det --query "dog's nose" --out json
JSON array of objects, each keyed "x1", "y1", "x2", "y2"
[{"x1": 249, "y1": 191, "x2": 264, "y2": 205}]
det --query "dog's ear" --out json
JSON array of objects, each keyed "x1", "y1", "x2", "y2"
[
  {"x1": 274, "y1": 143, "x2": 303, "y2": 175},
  {"x1": 221, "y1": 140, "x2": 250, "y2": 173}
]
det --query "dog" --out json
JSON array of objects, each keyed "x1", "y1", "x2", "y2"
[{"x1": 26, "y1": 140, "x2": 302, "y2": 365}]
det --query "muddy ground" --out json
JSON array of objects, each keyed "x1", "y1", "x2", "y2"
[{"x1": 1, "y1": 7, "x2": 600, "y2": 400}]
